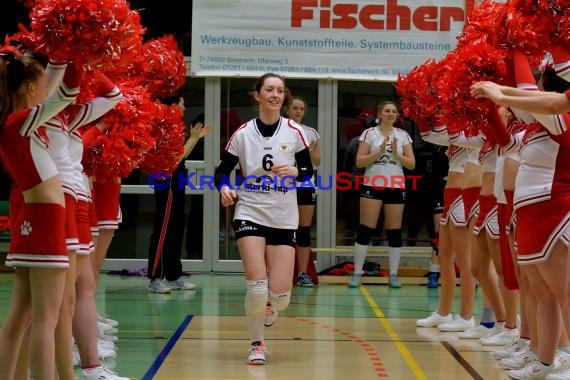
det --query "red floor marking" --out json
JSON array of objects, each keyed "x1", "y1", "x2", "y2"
[{"x1": 292, "y1": 317, "x2": 389, "y2": 379}]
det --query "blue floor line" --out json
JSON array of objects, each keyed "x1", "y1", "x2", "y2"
[{"x1": 142, "y1": 314, "x2": 194, "y2": 380}]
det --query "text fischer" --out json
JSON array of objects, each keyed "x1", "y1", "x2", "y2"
[{"x1": 291, "y1": 0, "x2": 469, "y2": 31}]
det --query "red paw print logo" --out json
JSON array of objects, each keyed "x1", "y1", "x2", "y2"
[{"x1": 20, "y1": 220, "x2": 32, "y2": 236}]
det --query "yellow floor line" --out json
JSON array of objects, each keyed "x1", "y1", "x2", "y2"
[{"x1": 360, "y1": 286, "x2": 428, "y2": 380}]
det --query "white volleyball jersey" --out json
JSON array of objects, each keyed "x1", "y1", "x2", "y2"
[
  {"x1": 226, "y1": 117, "x2": 309, "y2": 229},
  {"x1": 359, "y1": 127, "x2": 412, "y2": 189},
  {"x1": 515, "y1": 124, "x2": 570, "y2": 210},
  {"x1": 45, "y1": 115, "x2": 76, "y2": 198},
  {"x1": 420, "y1": 127, "x2": 466, "y2": 173},
  {"x1": 301, "y1": 125, "x2": 319, "y2": 151},
  {"x1": 300, "y1": 124, "x2": 320, "y2": 187}
]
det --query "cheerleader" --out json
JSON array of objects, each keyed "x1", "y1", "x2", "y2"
[
  {"x1": 65, "y1": 72, "x2": 128, "y2": 380},
  {"x1": 473, "y1": 51, "x2": 570, "y2": 380},
  {"x1": 415, "y1": 125, "x2": 477, "y2": 331},
  {"x1": 0, "y1": 57, "x2": 82, "y2": 380}
]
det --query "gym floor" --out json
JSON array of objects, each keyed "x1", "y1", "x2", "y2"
[{"x1": 0, "y1": 273, "x2": 509, "y2": 379}]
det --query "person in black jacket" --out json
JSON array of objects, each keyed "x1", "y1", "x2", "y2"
[{"x1": 147, "y1": 97, "x2": 211, "y2": 293}]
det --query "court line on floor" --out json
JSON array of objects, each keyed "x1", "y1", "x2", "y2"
[
  {"x1": 441, "y1": 341, "x2": 484, "y2": 380},
  {"x1": 360, "y1": 286, "x2": 428, "y2": 380},
  {"x1": 295, "y1": 317, "x2": 389, "y2": 378},
  {"x1": 142, "y1": 314, "x2": 194, "y2": 380}
]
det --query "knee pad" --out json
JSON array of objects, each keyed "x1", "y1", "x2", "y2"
[
  {"x1": 245, "y1": 280, "x2": 268, "y2": 315},
  {"x1": 355, "y1": 224, "x2": 374, "y2": 246},
  {"x1": 268, "y1": 289, "x2": 291, "y2": 311},
  {"x1": 385, "y1": 229, "x2": 402, "y2": 248},
  {"x1": 296, "y1": 226, "x2": 311, "y2": 247}
]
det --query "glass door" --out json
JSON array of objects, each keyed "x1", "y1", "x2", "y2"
[
  {"x1": 334, "y1": 80, "x2": 434, "y2": 260},
  {"x1": 106, "y1": 77, "x2": 211, "y2": 273}
]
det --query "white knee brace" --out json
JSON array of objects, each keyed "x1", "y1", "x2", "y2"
[
  {"x1": 245, "y1": 279, "x2": 268, "y2": 315},
  {"x1": 269, "y1": 289, "x2": 291, "y2": 311}
]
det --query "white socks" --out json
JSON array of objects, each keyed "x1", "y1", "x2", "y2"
[
  {"x1": 388, "y1": 247, "x2": 401, "y2": 275},
  {"x1": 353, "y1": 243, "x2": 368, "y2": 275}
]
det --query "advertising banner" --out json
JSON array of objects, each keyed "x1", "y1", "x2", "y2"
[{"x1": 191, "y1": 0, "x2": 471, "y2": 81}]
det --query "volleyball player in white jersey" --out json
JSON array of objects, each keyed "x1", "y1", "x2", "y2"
[
  {"x1": 215, "y1": 73, "x2": 313, "y2": 365},
  {"x1": 348, "y1": 101, "x2": 415, "y2": 288},
  {"x1": 285, "y1": 95, "x2": 320, "y2": 287}
]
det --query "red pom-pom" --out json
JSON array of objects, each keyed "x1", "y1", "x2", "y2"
[
  {"x1": 504, "y1": 0, "x2": 567, "y2": 65},
  {"x1": 105, "y1": 35, "x2": 186, "y2": 99},
  {"x1": 16, "y1": 0, "x2": 145, "y2": 70},
  {"x1": 82, "y1": 81, "x2": 154, "y2": 179},
  {"x1": 395, "y1": 54, "x2": 455, "y2": 127},
  {"x1": 394, "y1": 59, "x2": 438, "y2": 124},
  {"x1": 458, "y1": 0, "x2": 508, "y2": 49},
  {"x1": 139, "y1": 101, "x2": 186, "y2": 176},
  {"x1": 140, "y1": 36, "x2": 187, "y2": 99},
  {"x1": 438, "y1": 42, "x2": 506, "y2": 136}
]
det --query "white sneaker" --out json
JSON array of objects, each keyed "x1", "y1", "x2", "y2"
[
  {"x1": 481, "y1": 327, "x2": 519, "y2": 346},
  {"x1": 165, "y1": 278, "x2": 196, "y2": 290},
  {"x1": 347, "y1": 274, "x2": 362, "y2": 288},
  {"x1": 547, "y1": 367, "x2": 570, "y2": 380},
  {"x1": 247, "y1": 342, "x2": 267, "y2": 365},
  {"x1": 98, "y1": 345, "x2": 117, "y2": 361},
  {"x1": 458, "y1": 325, "x2": 493, "y2": 339},
  {"x1": 438, "y1": 315, "x2": 475, "y2": 332},
  {"x1": 416, "y1": 311, "x2": 452, "y2": 327},
  {"x1": 97, "y1": 313, "x2": 119, "y2": 328},
  {"x1": 494, "y1": 339, "x2": 531, "y2": 360},
  {"x1": 148, "y1": 279, "x2": 172, "y2": 294},
  {"x1": 500, "y1": 350, "x2": 535, "y2": 370},
  {"x1": 79, "y1": 365, "x2": 130, "y2": 380},
  {"x1": 73, "y1": 344, "x2": 81, "y2": 367},
  {"x1": 264, "y1": 305, "x2": 278, "y2": 327},
  {"x1": 554, "y1": 351, "x2": 570, "y2": 371},
  {"x1": 508, "y1": 361, "x2": 554, "y2": 379},
  {"x1": 97, "y1": 321, "x2": 118, "y2": 336},
  {"x1": 98, "y1": 339, "x2": 116, "y2": 352},
  {"x1": 98, "y1": 325, "x2": 118, "y2": 342}
]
